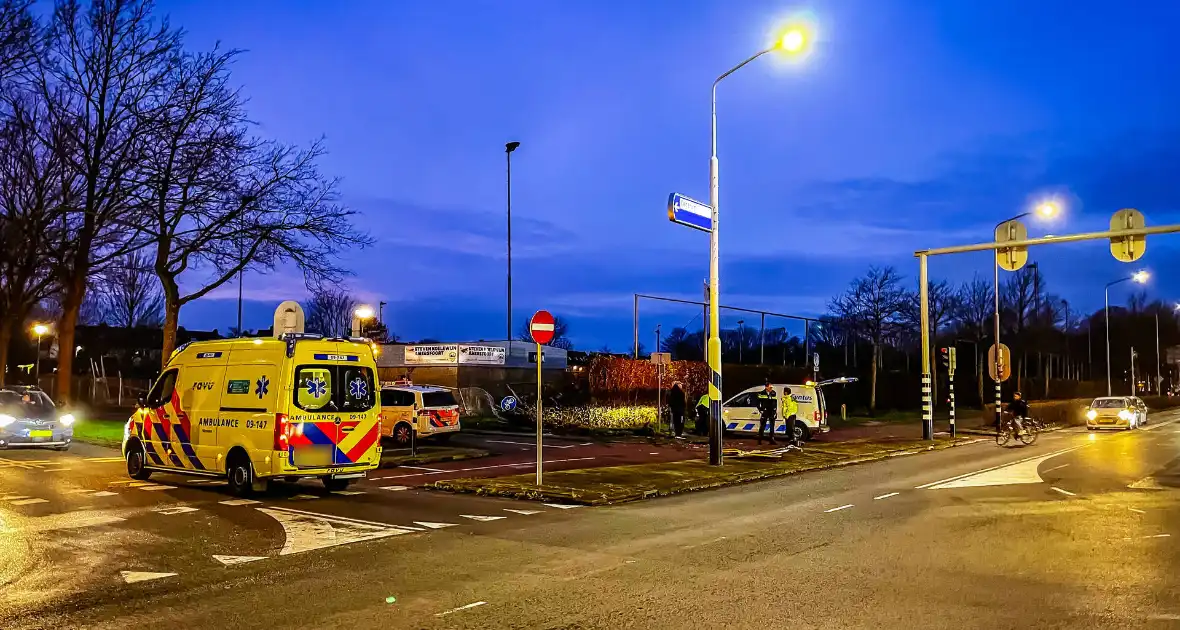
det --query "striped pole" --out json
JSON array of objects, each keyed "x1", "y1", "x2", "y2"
[
  {"x1": 919, "y1": 253, "x2": 933, "y2": 440},
  {"x1": 995, "y1": 379, "x2": 1002, "y2": 432},
  {"x1": 948, "y1": 378, "x2": 956, "y2": 437}
]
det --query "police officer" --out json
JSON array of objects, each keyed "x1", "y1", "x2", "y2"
[
  {"x1": 695, "y1": 392, "x2": 710, "y2": 436},
  {"x1": 781, "y1": 387, "x2": 800, "y2": 447},
  {"x1": 756, "y1": 383, "x2": 778, "y2": 445}
]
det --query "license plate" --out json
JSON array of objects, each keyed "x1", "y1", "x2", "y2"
[{"x1": 29, "y1": 430, "x2": 52, "y2": 438}]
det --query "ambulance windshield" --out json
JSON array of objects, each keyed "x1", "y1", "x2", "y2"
[{"x1": 293, "y1": 365, "x2": 376, "y2": 413}]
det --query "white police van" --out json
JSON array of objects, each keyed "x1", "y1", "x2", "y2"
[{"x1": 721, "y1": 378, "x2": 856, "y2": 442}]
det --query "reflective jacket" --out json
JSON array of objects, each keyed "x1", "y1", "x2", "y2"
[
  {"x1": 697, "y1": 394, "x2": 710, "y2": 409},
  {"x1": 781, "y1": 394, "x2": 799, "y2": 419}
]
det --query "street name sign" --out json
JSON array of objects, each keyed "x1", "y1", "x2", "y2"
[{"x1": 667, "y1": 192, "x2": 712, "y2": 232}]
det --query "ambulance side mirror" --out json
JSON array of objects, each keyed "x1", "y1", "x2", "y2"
[{"x1": 136, "y1": 395, "x2": 146, "y2": 409}]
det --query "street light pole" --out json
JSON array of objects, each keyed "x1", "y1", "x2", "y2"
[
  {"x1": 1156, "y1": 311, "x2": 1162, "y2": 394},
  {"x1": 992, "y1": 213, "x2": 1029, "y2": 430},
  {"x1": 506, "y1": 141, "x2": 520, "y2": 343},
  {"x1": 1105, "y1": 271, "x2": 1149, "y2": 395},
  {"x1": 737, "y1": 319, "x2": 744, "y2": 364}
]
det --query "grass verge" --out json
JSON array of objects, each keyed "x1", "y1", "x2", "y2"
[
  {"x1": 72, "y1": 418, "x2": 125, "y2": 449},
  {"x1": 430, "y1": 436, "x2": 979, "y2": 505}
]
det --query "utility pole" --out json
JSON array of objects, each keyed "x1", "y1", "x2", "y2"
[{"x1": 505, "y1": 141, "x2": 520, "y2": 343}]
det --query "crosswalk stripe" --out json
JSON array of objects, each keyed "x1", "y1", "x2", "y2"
[
  {"x1": 460, "y1": 514, "x2": 506, "y2": 522},
  {"x1": 379, "y1": 486, "x2": 409, "y2": 491},
  {"x1": 220, "y1": 499, "x2": 261, "y2": 506},
  {"x1": 504, "y1": 509, "x2": 542, "y2": 515},
  {"x1": 542, "y1": 503, "x2": 581, "y2": 510},
  {"x1": 11, "y1": 498, "x2": 48, "y2": 505}
]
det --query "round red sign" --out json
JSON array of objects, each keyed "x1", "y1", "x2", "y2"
[{"x1": 529, "y1": 310, "x2": 555, "y2": 345}]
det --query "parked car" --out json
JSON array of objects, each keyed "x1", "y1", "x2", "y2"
[
  {"x1": 0, "y1": 386, "x2": 74, "y2": 450},
  {"x1": 1085, "y1": 396, "x2": 1145, "y2": 430},
  {"x1": 379, "y1": 384, "x2": 461, "y2": 446}
]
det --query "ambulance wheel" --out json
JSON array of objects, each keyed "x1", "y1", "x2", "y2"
[
  {"x1": 226, "y1": 451, "x2": 255, "y2": 497},
  {"x1": 322, "y1": 477, "x2": 352, "y2": 492},
  {"x1": 126, "y1": 444, "x2": 152, "y2": 480},
  {"x1": 392, "y1": 422, "x2": 414, "y2": 447},
  {"x1": 792, "y1": 422, "x2": 811, "y2": 443}
]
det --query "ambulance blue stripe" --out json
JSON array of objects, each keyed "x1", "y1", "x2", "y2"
[
  {"x1": 153, "y1": 422, "x2": 185, "y2": 467},
  {"x1": 300, "y1": 422, "x2": 338, "y2": 446},
  {"x1": 142, "y1": 440, "x2": 165, "y2": 466},
  {"x1": 171, "y1": 424, "x2": 205, "y2": 470}
]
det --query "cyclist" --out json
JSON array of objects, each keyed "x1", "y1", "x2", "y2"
[{"x1": 1005, "y1": 391, "x2": 1029, "y2": 437}]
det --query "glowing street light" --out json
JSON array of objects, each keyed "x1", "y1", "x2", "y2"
[
  {"x1": 704, "y1": 16, "x2": 817, "y2": 465},
  {"x1": 351, "y1": 305, "x2": 376, "y2": 338},
  {"x1": 31, "y1": 323, "x2": 48, "y2": 383},
  {"x1": 354, "y1": 306, "x2": 375, "y2": 320},
  {"x1": 1105, "y1": 270, "x2": 1150, "y2": 395}
]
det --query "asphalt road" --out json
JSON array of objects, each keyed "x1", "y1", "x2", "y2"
[{"x1": 3, "y1": 413, "x2": 1180, "y2": 629}]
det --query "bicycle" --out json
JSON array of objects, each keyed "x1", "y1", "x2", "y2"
[{"x1": 996, "y1": 414, "x2": 1038, "y2": 446}]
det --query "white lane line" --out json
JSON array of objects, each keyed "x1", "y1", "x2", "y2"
[
  {"x1": 542, "y1": 503, "x2": 581, "y2": 510},
  {"x1": 435, "y1": 601, "x2": 487, "y2": 617},
  {"x1": 332, "y1": 490, "x2": 365, "y2": 496},
  {"x1": 11, "y1": 498, "x2": 48, "y2": 505},
  {"x1": 220, "y1": 499, "x2": 261, "y2": 506},
  {"x1": 84, "y1": 457, "x2": 126, "y2": 463},
  {"x1": 289, "y1": 494, "x2": 319, "y2": 501},
  {"x1": 504, "y1": 509, "x2": 542, "y2": 515},
  {"x1": 874, "y1": 492, "x2": 900, "y2": 500},
  {"x1": 1129, "y1": 507, "x2": 1147, "y2": 514},
  {"x1": 381, "y1": 457, "x2": 597, "y2": 479},
  {"x1": 1122, "y1": 534, "x2": 1171, "y2": 540},
  {"x1": 413, "y1": 521, "x2": 456, "y2": 529},
  {"x1": 139, "y1": 485, "x2": 177, "y2": 492},
  {"x1": 824, "y1": 504, "x2": 854, "y2": 513},
  {"x1": 153, "y1": 506, "x2": 199, "y2": 515},
  {"x1": 261, "y1": 505, "x2": 412, "y2": 529},
  {"x1": 461, "y1": 514, "x2": 506, "y2": 522},
  {"x1": 121, "y1": 571, "x2": 177, "y2": 584},
  {"x1": 91, "y1": 491, "x2": 118, "y2": 497},
  {"x1": 397, "y1": 465, "x2": 446, "y2": 472},
  {"x1": 378, "y1": 486, "x2": 409, "y2": 491},
  {"x1": 1050, "y1": 487, "x2": 1077, "y2": 497},
  {"x1": 0, "y1": 495, "x2": 30, "y2": 501},
  {"x1": 916, "y1": 446, "x2": 1083, "y2": 489},
  {"x1": 1044, "y1": 464, "x2": 1070, "y2": 473}
]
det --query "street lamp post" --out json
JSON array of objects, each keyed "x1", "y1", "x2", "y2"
[
  {"x1": 352, "y1": 306, "x2": 376, "y2": 338},
  {"x1": 1105, "y1": 270, "x2": 1149, "y2": 395},
  {"x1": 737, "y1": 319, "x2": 744, "y2": 364},
  {"x1": 505, "y1": 141, "x2": 520, "y2": 343},
  {"x1": 1156, "y1": 311, "x2": 1162, "y2": 394},
  {"x1": 707, "y1": 25, "x2": 809, "y2": 466},
  {"x1": 32, "y1": 324, "x2": 48, "y2": 384}
]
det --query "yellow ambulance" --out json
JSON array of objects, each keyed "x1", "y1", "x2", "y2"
[{"x1": 122, "y1": 333, "x2": 382, "y2": 495}]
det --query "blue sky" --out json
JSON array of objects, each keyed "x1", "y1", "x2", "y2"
[{"x1": 165, "y1": 0, "x2": 1180, "y2": 349}]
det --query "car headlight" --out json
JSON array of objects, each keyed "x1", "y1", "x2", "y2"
[
  {"x1": 0, "y1": 414, "x2": 13, "y2": 428},
  {"x1": 1086, "y1": 410, "x2": 1097, "y2": 421},
  {"x1": 1118, "y1": 409, "x2": 1133, "y2": 421},
  {"x1": 59, "y1": 413, "x2": 75, "y2": 426}
]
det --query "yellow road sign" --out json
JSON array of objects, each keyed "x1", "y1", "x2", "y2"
[
  {"x1": 995, "y1": 220, "x2": 1028, "y2": 272},
  {"x1": 988, "y1": 343, "x2": 1011, "y2": 382},
  {"x1": 1110, "y1": 208, "x2": 1146, "y2": 262}
]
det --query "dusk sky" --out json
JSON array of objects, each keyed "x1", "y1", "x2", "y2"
[{"x1": 166, "y1": 0, "x2": 1180, "y2": 350}]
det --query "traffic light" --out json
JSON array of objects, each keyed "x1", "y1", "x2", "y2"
[{"x1": 939, "y1": 347, "x2": 950, "y2": 370}]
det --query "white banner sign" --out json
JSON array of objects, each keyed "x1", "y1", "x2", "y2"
[
  {"x1": 459, "y1": 345, "x2": 505, "y2": 365},
  {"x1": 404, "y1": 344, "x2": 459, "y2": 365}
]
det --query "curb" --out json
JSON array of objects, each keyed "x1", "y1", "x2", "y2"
[
  {"x1": 379, "y1": 449, "x2": 489, "y2": 468},
  {"x1": 429, "y1": 437, "x2": 984, "y2": 506}
]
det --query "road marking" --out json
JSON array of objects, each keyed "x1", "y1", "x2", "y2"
[
  {"x1": 436, "y1": 601, "x2": 487, "y2": 617},
  {"x1": 413, "y1": 521, "x2": 456, "y2": 529},
  {"x1": 1129, "y1": 476, "x2": 1168, "y2": 490},
  {"x1": 289, "y1": 494, "x2": 319, "y2": 501},
  {"x1": 1122, "y1": 533, "x2": 1171, "y2": 540},
  {"x1": 121, "y1": 571, "x2": 177, "y2": 584},
  {"x1": 11, "y1": 498, "x2": 48, "y2": 506},
  {"x1": 543, "y1": 503, "x2": 581, "y2": 510},
  {"x1": 378, "y1": 486, "x2": 409, "y2": 491},
  {"x1": 212, "y1": 554, "x2": 267, "y2": 566},
  {"x1": 257, "y1": 506, "x2": 419, "y2": 555},
  {"x1": 84, "y1": 457, "x2": 125, "y2": 463},
  {"x1": 220, "y1": 499, "x2": 261, "y2": 506},
  {"x1": 0, "y1": 495, "x2": 30, "y2": 501},
  {"x1": 504, "y1": 509, "x2": 542, "y2": 515},
  {"x1": 485, "y1": 440, "x2": 590, "y2": 450},
  {"x1": 1129, "y1": 507, "x2": 1147, "y2": 514},
  {"x1": 398, "y1": 465, "x2": 446, "y2": 472},
  {"x1": 1044, "y1": 464, "x2": 1070, "y2": 473},
  {"x1": 153, "y1": 506, "x2": 199, "y2": 515},
  {"x1": 649, "y1": 452, "x2": 659, "y2": 455},
  {"x1": 41, "y1": 467, "x2": 69, "y2": 473},
  {"x1": 381, "y1": 457, "x2": 598, "y2": 479},
  {"x1": 461, "y1": 514, "x2": 506, "y2": 522},
  {"x1": 139, "y1": 485, "x2": 176, "y2": 492},
  {"x1": 1050, "y1": 487, "x2": 1076, "y2": 497},
  {"x1": 874, "y1": 492, "x2": 900, "y2": 500},
  {"x1": 824, "y1": 504, "x2": 854, "y2": 513},
  {"x1": 108, "y1": 480, "x2": 137, "y2": 485},
  {"x1": 332, "y1": 490, "x2": 365, "y2": 496},
  {"x1": 920, "y1": 447, "x2": 1083, "y2": 489},
  {"x1": 126, "y1": 482, "x2": 156, "y2": 488}
]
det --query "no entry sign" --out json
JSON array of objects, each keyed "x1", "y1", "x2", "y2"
[{"x1": 530, "y1": 310, "x2": 555, "y2": 345}]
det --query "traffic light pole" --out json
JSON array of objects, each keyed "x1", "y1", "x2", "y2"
[{"x1": 916, "y1": 221, "x2": 1180, "y2": 441}]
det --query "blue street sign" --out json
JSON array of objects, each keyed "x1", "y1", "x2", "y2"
[
  {"x1": 500, "y1": 396, "x2": 518, "y2": 411},
  {"x1": 667, "y1": 192, "x2": 712, "y2": 232}
]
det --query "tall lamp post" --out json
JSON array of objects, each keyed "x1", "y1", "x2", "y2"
[
  {"x1": 505, "y1": 141, "x2": 520, "y2": 343},
  {"x1": 32, "y1": 323, "x2": 48, "y2": 384},
  {"x1": 1105, "y1": 270, "x2": 1149, "y2": 395},
  {"x1": 707, "y1": 24, "x2": 810, "y2": 466},
  {"x1": 992, "y1": 200, "x2": 1059, "y2": 429}
]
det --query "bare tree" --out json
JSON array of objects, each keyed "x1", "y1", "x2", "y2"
[
  {"x1": 902, "y1": 279, "x2": 957, "y2": 402},
  {"x1": 955, "y1": 275, "x2": 994, "y2": 403},
  {"x1": 96, "y1": 249, "x2": 163, "y2": 327},
  {"x1": 517, "y1": 315, "x2": 573, "y2": 350},
  {"x1": 0, "y1": 0, "x2": 37, "y2": 83},
  {"x1": 0, "y1": 95, "x2": 63, "y2": 383},
  {"x1": 37, "y1": 0, "x2": 181, "y2": 400},
  {"x1": 137, "y1": 47, "x2": 372, "y2": 365},
  {"x1": 305, "y1": 287, "x2": 358, "y2": 338},
  {"x1": 830, "y1": 266, "x2": 907, "y2": 414}
]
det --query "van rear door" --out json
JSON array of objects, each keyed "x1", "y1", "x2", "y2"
[
  {"x1": 333, "y1": 358, "x2": 379, "y2": 466},
  {"x1": 288, "y1": 347, "x2": 379, "y2": 469}
]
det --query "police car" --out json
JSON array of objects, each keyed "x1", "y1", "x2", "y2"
[
  {"x1": 379, "y1": 382, "x2": 461, "y2": 446},
  {"x1": 721, "y1": 378, "x2": 856, "y2": 442},
  {"x1": 123, "y1": 333, "x2": 383, "y2": 496}
]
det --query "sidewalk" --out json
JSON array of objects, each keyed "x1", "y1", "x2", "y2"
[{"x1": 430, "y1": 435, "x2": 982, "y2": 505}]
